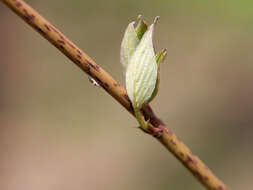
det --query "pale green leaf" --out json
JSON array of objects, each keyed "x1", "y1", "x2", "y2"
[
  {"x1": 126, "y1": 23, "x2": 157, "y2": 109},
  {"x1": 120, "y1": 16, "x2": 148, "y2": 71},
  {"x1": 120, "y1": 22, "x2": 140, "y2": 70}
]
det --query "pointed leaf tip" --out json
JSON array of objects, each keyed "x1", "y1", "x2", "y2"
[
  {"x1": 154, "y1": 16, "x2": 160, "y2": 25},
  {"x1": 156, "y1": 48, "x2": 167, "y2": 66}
]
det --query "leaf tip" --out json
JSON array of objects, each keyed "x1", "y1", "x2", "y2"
[{"x1": 154, "y1": 16, "x2": 160, "y2": 25}]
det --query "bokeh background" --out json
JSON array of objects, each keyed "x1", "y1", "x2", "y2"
[{"x1": 1, "y1": 0, "x2": 253, "y2": 189}]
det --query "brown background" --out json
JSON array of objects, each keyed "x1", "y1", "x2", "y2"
[{"x1": 1, "y1": 0, "x2": 253, "y2": 189}]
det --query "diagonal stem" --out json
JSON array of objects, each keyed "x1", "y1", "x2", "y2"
[{"x1": 1, "y1": 0, "x2": 228, "y2": 189}]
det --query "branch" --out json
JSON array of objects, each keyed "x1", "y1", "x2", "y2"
[{"x1": 1, "y1": 0, "x2": 228, "y2": 189}]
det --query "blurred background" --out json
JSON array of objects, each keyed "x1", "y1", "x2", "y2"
[{"x1": 1, "y1": 0, "x2": 253, "y2": 189}]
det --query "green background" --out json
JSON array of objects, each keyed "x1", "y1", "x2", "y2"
[{"x1": 1, "y1": 0, "x2": 253, "y2": 189}]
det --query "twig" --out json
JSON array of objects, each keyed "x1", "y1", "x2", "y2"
[{"x1": 1, "y1": 0, "x2": 228, "y2": 189}]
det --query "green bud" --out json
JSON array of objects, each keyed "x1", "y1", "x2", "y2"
[
  {"x1": 121, "y1": 16, "x2": 166, "y2": 132},
  {"x1": 126, "y1": 17, "x2": 159, "y2": 109}
]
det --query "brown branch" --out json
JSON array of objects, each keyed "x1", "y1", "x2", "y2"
[{"x1": 1, "y1": 0, "x2": 228, "y2": 189}]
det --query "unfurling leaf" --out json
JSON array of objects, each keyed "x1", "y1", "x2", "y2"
[{"x1": 121, "y1": 16, "x2": 166, "y2": 132}]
